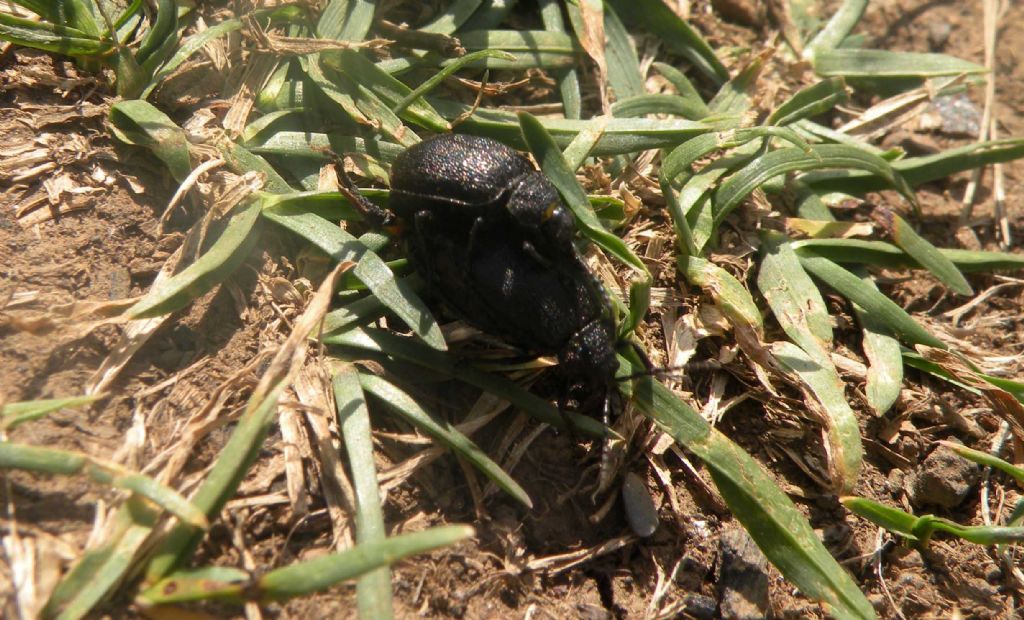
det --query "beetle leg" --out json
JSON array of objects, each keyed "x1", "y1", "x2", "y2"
[
  {"x1": 556, "y1": 379, "x2": 578, "y2": 440},
  {"x1": 521, "y1": 239, "x2": 555, "y2": 268},
  {"x1": 412, "y1": 210, "x2": 440, "y2": 283},
  {"x1": 336, "y1": 162, "x2": 397, "y2": 229}
]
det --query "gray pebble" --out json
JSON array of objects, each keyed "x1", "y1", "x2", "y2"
[
  {"x1": 906, "y1": 444, "x2": 980, "y2": 508},
  {"x1": 718, "y1": 527, "x2": 770, "y2": 620}
]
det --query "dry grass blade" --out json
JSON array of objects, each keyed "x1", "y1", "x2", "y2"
[
  {"x1": 144, "y1": 260, "x2": 354, "y2": 581},
  {"x1": 294, "y1": 362, "x2": 355, "y2": 549},
  {"x1": 920, "y1": 347, "x2": 1024, "y2": 443}
]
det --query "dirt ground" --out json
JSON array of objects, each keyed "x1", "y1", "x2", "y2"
[{"x1": 2, "y1": 0, "x2": 1024, "y2": 618}]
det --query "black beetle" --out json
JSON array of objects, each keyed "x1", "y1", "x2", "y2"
[{"x1": 340, "y1": 134, "x2": 620, "y2": 419}]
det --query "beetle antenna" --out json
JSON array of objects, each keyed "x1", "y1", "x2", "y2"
[{"x1": 334, "y1": 156, "x2": 397, "y2": 230}]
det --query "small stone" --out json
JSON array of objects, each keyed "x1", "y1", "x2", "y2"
[
  {"x1": 885, "y1": 468, "x2": 905, "y2": 496},
  {"x1": 718, "y1": 527, "x2": 770, "y2": 620},
  {"x1": 106, "y1": 266, "x2": 132, "y2": 300},
  {"x1": 576, "y1": 603, "x2": 611, "y2": 620},
  {"x1": 928, "y1": 94, "x2": 982, "y2": 137},
  {"x1": 906, "y1": 444, "x2": 981, "y2": 508},
  {"x1": 893, "y1": 548, "x2": 924, "y2": 570},
  {"x1": 683, "y1": 593, "x2": 717, "y2": 620},
  {"x1": 621, "y1": 472, "x2": 659, "y2": 537},
  {"x1": 985, "y1": 565, "x2": 1003, "y2": 583},
  {"x1": 928, "y1": 21, "x2": 952, "y2": 50}
]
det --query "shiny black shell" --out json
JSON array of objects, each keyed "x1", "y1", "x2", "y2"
[{"x1": 388, "y1": 134, "x2": 619, "y2": 395}]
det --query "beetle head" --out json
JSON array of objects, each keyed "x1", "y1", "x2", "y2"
[{"x1": 506, "y1": 173, "x2": 576, "y2": 254}]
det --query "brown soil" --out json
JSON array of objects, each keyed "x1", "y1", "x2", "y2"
[{"x1": 2, "y1": 1, "x2": 1024, "y2": 618}]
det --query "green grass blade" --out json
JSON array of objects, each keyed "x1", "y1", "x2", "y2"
[
  {"x1": 8, "y1": 0, "x2": 58, "y2": 21},
  {"x1": 393, "y1": 49, "x2": 515, "y2": 114},
  {"x1": 452, "y1": 29, "x2": 576, "y2": 69},
  {"x1": 539, "y1": 0, "x2": 581, "y2": 118},
  {"x1": 940, "y1": 441, "x2": 1024, "y2": 487},
  {"x1": 757, "y1": 233, "x2": 833, "y2": 354},
  {"x1": 790, "y1": 238, "x2": 910, "y2": 268},
  {"x1": 420, "y1": 0, "x2": 482, "y2": 34},
  {"x1": 134, "y1": 0, "x2": 177, "y2": 65},
  {"x1": 940, "y1": 248, "x2": 1024, "y2": 273},
  {"x1": 606, "y1": 0, "x2": 727, "y2": 84},
  {"x1": 770, "y1": 341, "x2": 863, "y2": 493},
  {"x1": 875, "y1": 208, "x2": 972, "y2": 295},
  {"x1": 794, "y1": 118, "x2": 887, "y2": 155},
  {"x1": 708, "y1": 52, "x2": 767, "y2": 115},
  {"x1": 260, "y1": 525, "x2": 474, "y2": 599},
  {"x1": 518, "y1": 112, "x2": 649, "y2": 277},
  {"x1": 661, "y1": 127, "x2": 809, "y2": 188},
  {"x1": 901, "y1": 351, "x2": 979, "y2": 395},
  {"x1": 430, "y1": 102, "x2": 715, "y2": 153},
  {"x1": 603, "y1": 1, "x2": 645, "y2": 100},
  {"x1": 611, "y1": 94, "x2": 708, "y2": 120},
  {"x1": 682, "y1": 256, "x2": 763, "y2": 331},
  {"x1": 43, "y1": 499, "x2": 159, "y2": 620},
  {"x1": 220, "y1": 142, "x2": 295, "y2": 194},
  {"x1": 301, "y1": 54, "x2": 413, "y2": 147},
  {"x1": 260, "y1": 190, "x2": 365, "y2": 221},
  {"x1": 844, "y1": 497, "x2": 1024, "y2": 546},
  {"x1": 813, "y1": 48, "x2": 987, "y2": 78},
  {"x1": 108, "y1": 100, "x2": 192, "y2": 182},
  {"x1": 359, "y1": 374, "x2": 533, "y2": 508},
  {"x1": 805, "y1": 0, "x2": 868, "y2": 58},
  {"x1": 850, "y1": 270, "x2": 903, "y2": 416},
  {"x1": 675, "y1": 161, "x2": 731, "y2": 254},
  {"x1": 796, "y1": 251, "x2": 945, "y2": 349},
  {"x1": 766, "y1": 77, "x2": 848, "y2": 126},
  {"x1": 0, "y1": 442, "x2": 206, "y2": 528},
  {"x1": 126, "y1": 198, "x2": 262, "y2": 319},
  {"x1": 332, "y1": 365, "x2": 393, "y2": 619},
  {"x1": 262, "y1": 202, "x2": 447, "y2": 351},
  {"x1": 322, "y1": 291, "x2": 389, "y2": 336},
  {"x1": 324, "y1": 327, "x2": 607, "y2": 437},
  {"x1": 626, "y1": 361, "x2": 875, "y2": 619},
  {"x1": 299, "y1": 53, "x2": 385, "y2": 136},
  {"x1": 792, "y1": 184, "x2": 836, "y2": 221},
  {"x1": 244, "y1": 130, "x2": 405, "y2": 164},
  {"x1": 1, "y1": 394, "x2": 101, "y2": 430},
  {"x1": 140, "y1": 526, "x2": 474, "y2": 604},
  {"x1": 562, "y1": 119, "x2": 607, "y2": 171},
  {"x1": 713, "y1": 144, "x2": 916, "y2": 232},
  {"x1": 841, "y1": 497, "x2": 920, "y2": 539},
  {"x1": 325, "y1": 49, "x2": 449, "y2": 132},
  {"x1": 0, "y1": 12, "x2": 109, "y2": 55},
  {"x1": 145, "y1": 6, "x2": 304, "y2": 97},
  {"x1": 61, "y1": 0, "x2": 102, "y2": 36},
  {"x1": 318, "y1": 0, "x2": 375, "y2": 41},
  {"x1": 652, "y1": 62, "x2": 709, "y2": 118},
  {"x1": 805, "y1": 138, "x2": 1024, "y2": 194},
  {"x1": 255, "y1": 61, "x2": 292, "y2": 110},
  {"x1": 135, "y1": 567, "x2": 249, "y2": 605}
]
